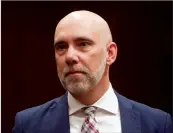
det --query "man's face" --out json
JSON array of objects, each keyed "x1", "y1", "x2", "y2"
[{"x1": 54, "y1": 20, "x2": 107, "y2": 95}]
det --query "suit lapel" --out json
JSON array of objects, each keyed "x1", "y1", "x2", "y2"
[
  {"x1": 115, "y1": 91, "x2": 141, "y2": 133},
  {"x1": 41, "y1": 93, "x2": 70, "y2": 133},
  {"x1": 54, "y1": 93, "x2": 70, "y2": 133}
]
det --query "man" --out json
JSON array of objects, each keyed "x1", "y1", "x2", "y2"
[{"x1": 12, "y1": 10, "x2": 172, "y2": 133}]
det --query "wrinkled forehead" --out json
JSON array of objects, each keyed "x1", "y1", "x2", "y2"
[{"x1": 54, "y1": 20, "x2": 101, "y2": 43}]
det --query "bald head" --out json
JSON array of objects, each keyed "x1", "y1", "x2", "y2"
[
  {"x1": 54, "y1": 10, "x2": 117, "y2": 99},
  {"x1": 54, "y1": 10, "x2": 113, "y2": 45}
]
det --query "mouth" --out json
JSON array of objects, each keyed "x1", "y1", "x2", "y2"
[{"x1": 65, "y1": 71, "x2": 85, "y2": 77}]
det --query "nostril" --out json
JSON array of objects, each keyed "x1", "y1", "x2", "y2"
[{"x1": 66, "y1": 59, "x2": 78, "y2": 66}]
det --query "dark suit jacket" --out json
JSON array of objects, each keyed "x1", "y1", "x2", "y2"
[{"x1": 12, "y1": 91, "x2": 173, "y2": 133}]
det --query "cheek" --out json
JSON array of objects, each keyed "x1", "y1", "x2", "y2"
[
  {"x1": 55, "y1": 56, "x2": 65, "y2": 73},
  {"x1": 80, "y1": 49, "x2": 105, "y2": 72}
]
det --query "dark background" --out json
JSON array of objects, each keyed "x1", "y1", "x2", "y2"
[{"x1": 2, "y1": 2, "x2": 172, "y2": 133}]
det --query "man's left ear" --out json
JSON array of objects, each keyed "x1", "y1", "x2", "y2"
[{"x1": 106, "y1": 42, "x2": 117, "y2": 65}]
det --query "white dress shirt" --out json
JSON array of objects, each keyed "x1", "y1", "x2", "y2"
[{"x1": 68, "y1": 83, "x2": 122, "y2": 133}]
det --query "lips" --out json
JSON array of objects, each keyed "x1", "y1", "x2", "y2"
[{"x1": 65, "y1": 71, "x2": 85, "y2": 77}]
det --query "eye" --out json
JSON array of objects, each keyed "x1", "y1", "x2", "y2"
[
  {"x1": 54, "y1": 42, "x2": 68, "y2": 55},
  {"x1": 55, "y1": 43, "x2": 68, "y2": 51},
  {"x1": 79, "y1": 42, "x2": 90, "y2": 47}
]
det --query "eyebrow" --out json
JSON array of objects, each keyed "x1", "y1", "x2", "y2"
[
  {"x1": 54, "y1": 40, "x2": 66, "y2": 46},
  {"x1": 74, "y1": 37, "x2": 94, "y2": 44},
  {"x1": 54, "y1": 36, "x2": 95, "y2": 45}
]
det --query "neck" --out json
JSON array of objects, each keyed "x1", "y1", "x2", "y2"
[{"x1": 72, "y1": 70, "x2": 110, "y2": 105}]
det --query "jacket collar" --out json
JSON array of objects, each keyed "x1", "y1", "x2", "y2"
[
  {"x1": 115, "y1": 91, "x2": 141, "y2": 133},
  {"x1": 54, "y1": 91, "x2": 141, "y2": 133}
]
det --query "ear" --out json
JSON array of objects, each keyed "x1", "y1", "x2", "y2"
[{"x1": 106, "y1": 42, "x2": 118, "y2": 65}]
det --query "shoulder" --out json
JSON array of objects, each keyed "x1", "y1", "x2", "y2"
[
  {"x1": 12, "y1": 93, "x2": 68, "y2": 132},
  {"x1": 117, "y1": 93, "x2": 172, "y2": 132},
  {"x1": 131, "y1": 98, "x2": 169, "y2": 118},
  {"x1": 131, "y1": 98, "x2": 172, "y2": 132},
  {"x1": 129, "y1": 97, "x2": 171, "y2": 121},
  {"x1": 15, "y1": 94, "x2": 66, "y2": 123},
  {"x1": 117, "y1": 92, "x2": 171, "y2": 118}
]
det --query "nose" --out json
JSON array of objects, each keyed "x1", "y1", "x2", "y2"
[{"x1": 65, "y1": 46, "x2": 79, "y2": 66}]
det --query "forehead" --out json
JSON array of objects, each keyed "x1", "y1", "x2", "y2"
[{"x1": 54, "y1": 20, "x2": 101, "y2": 43}]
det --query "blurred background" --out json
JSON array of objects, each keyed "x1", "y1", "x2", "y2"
[{"x1": 2, "y1": 2, "x2": 172, "y2": 133}]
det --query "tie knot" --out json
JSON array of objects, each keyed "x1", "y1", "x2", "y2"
[{"x1": 83, "y1": 106, "x2": 97, "y2": 116}]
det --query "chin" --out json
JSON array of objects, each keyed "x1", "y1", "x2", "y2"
[
  {"x1": 68, "y1": 87, "x2": 89, "y2": 95},
  {"x1": 70, "y1": 89, "x2": 87, "y2": 96},
  {"x1": 66, "y1": 83, "x2": 91, "y2": 95}
]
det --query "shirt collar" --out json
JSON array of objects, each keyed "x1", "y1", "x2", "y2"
[
  {"x1": 68, "y1": 91, "x2": 86, "y2": 115},
  {"x1": 68, "y1": 83, "x2": 119, "y2": 115}
]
